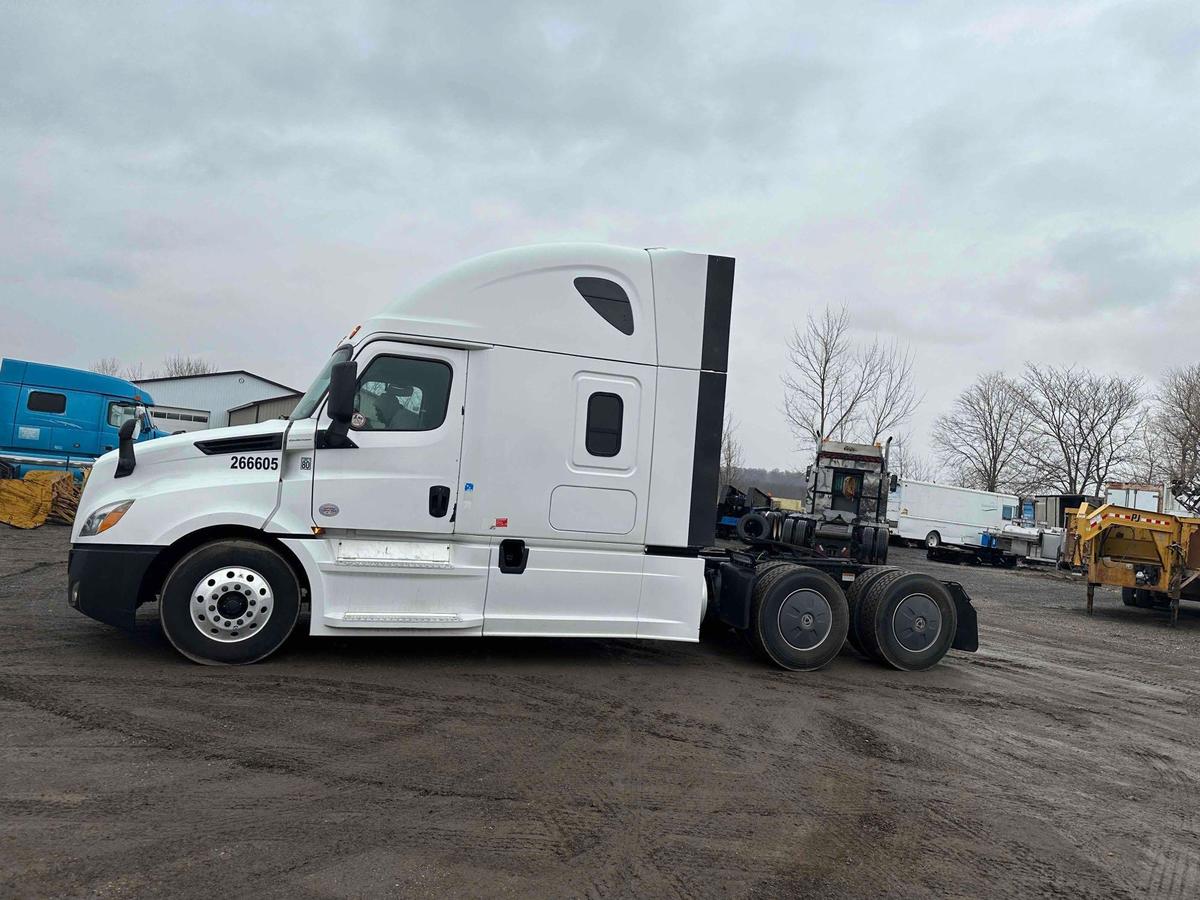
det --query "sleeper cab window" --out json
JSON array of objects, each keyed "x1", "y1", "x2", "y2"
[
  {"x1": 574, "y1": 277, "x2": 634, "y2": 335},
  {"x1": 28, "y1": 391, "x2": 66, "y2": 414},
  {"x1": 353, "y1": 355, "x2": 452, "y2": 432},
  {"x1": 586, "y1": 392, "x2": 624, "y2": 457}
]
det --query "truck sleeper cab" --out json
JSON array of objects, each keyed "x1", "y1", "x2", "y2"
[
  {"x1": 0, "y1": 358, "x2": 164, "y2": 480},
  {"x1": 69, "y1": 245, "x2": 743, "y2": 663},
  {"x1": 68, "y1": 244, "x2": 978, "y2": 672}
]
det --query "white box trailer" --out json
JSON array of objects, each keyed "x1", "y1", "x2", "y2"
[
  {"x1": 890, "y1": 479, "x2": 1019, "y2": 549},
  {"x1": 67, "y1": 244, "x2": 977, "y2": 672}
]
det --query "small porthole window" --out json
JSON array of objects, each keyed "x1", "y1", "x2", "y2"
[{"x1": 586, "y1": 392, "x2": 623, "y2": 457}]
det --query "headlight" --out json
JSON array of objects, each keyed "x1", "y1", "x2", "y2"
[{"x1": 80, "y1": 500, "x2": 135, "y2": 537}]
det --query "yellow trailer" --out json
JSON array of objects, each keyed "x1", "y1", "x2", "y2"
[{"x1": 1070, "y1": 502, "x2": 1200, "y2": 625}]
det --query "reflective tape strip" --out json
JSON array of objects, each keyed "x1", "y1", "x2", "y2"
[{"x1": 1096, "y1": 512, "x2": 1172, "y2": 526}]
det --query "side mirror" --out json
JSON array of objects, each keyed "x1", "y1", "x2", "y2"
[
  {"x1": 889, "y1": 474, "x2": 899, "y2": 492},
  {"x1": 328, "y1": 361, "x2": 357, "y2": 423},
  {"x1": 324, "y1": 360, "x2": 358, "y2": 448}
]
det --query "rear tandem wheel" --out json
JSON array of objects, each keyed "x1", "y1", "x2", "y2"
[
  {"x1": 846, "y1": 566, "x2": 901, "y2": 657},
  {"x1": 858, "y1": 570, "x2": 958, "y2": 671},
  {"x1": 746, "y1": 563, "x2": 849, "y2": 671}
]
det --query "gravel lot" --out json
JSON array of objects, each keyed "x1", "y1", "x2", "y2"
[{"x1": 2, "y1": 526, "x2": 1198, "y2": 899}]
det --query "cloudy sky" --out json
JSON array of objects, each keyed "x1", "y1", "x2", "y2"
[{"x1": 3, "y1": 1, "x2": 1198, "y2": 469}]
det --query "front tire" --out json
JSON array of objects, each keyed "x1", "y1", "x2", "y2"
[
  {"x1": 748, "y1": 564, "x2": 849, "y2": 671},
  {"x1": 925, "y1": 531, "x2": 941, "y2": 549},
  {"x1": 160, "y1": 539, "x2": 302, "y2": 665}
]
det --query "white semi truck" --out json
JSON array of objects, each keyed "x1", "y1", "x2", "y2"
[{"x1": 68, "y1": 244, "x2": 977, "y2": 671}]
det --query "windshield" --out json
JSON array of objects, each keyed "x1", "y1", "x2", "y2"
[{"x1": 290, "y1": 345, "x2": 353, "y2": 421}]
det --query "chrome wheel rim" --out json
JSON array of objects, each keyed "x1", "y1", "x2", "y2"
[{"x1": 189, "y1": 566, "x2": 273, "y2": 643}]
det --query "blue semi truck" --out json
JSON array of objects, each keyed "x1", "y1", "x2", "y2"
[{"x1": 0, "y1": 359, "x2": 168, "y2": 479}]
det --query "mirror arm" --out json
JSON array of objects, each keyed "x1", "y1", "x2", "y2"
[{"x1": 319, "y1": 422, "x2": 357, "y2": 449}]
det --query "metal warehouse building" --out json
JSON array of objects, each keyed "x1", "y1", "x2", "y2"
[{"x1": 136, "y1": 370, "x2": 301, "y2": 433}]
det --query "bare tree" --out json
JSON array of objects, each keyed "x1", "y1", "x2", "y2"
[
  {"x1": 719, "y1": 412, "x2": 745, "y2": 493},
  {"x1": 158, "y1": 354, "x2": 217, "y2": 377},
  {"x1": 861, "y1": 341, "x2": 920, "y2": 444},
  {"x1": 1019, "y1": 364, "x2": 1144, "y2": 495},
  {"x1": 932, "y1": 371, "x2": 1037, "y2": 493},
  {"x1": 890, "y1": 435, "x2": 941, "y2": 483},
  {"x1": 1126, "y1": 417, "x2": 1170, "y2": 486},
  {"x1": 124, "y1": 362, "x2": 145, "y2": 382},
  {"x1": 1156, "y1": 364, "x2": 1200, "y2": 511},
  {"x1": 781, "y1": 306, "x2": 919, "y2": 453},
  {"x1": 90, "y1": 357, "x2": 123, "y2": 376}
]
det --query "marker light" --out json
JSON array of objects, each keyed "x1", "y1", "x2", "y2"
[{"x1": 80, "y1": 500, "x2": 135, "y2": 537}]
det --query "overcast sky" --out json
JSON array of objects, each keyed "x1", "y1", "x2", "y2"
[{"x1": 3, "y1": 1, "x2": 1198, "y2": 469}]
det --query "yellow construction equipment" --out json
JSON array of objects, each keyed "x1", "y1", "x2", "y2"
[
  {"x1": 1069, "y1": 501, "x2": 1200, "y2": 625},
  {"x1": 0, "y1": 470, "x2": 84, "y2": 529}
]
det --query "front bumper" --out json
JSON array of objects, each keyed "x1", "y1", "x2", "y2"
[{"x1": 68, "y1": 544, "x2": 160, "y2": 630}]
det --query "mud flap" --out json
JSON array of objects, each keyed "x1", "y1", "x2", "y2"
[
  {"x1": 713, "y1": 560, "x2": 756, "y2": 630},
  {"x1": 943, "y1": 581, "x2": 979, "y2": 652}
]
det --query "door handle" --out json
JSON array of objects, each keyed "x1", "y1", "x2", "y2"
[
  {"x1": 498, "y1": 539, "x2": 528, "y2": 574},
  {"x1": 428, "y1": 485, "x2": 451, "y2": 518}
]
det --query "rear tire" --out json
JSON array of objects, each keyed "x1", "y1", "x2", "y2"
[
  {"x1": 846, "y1": 566, "x2": 901, "y2": 657},
  {"x1": 160, "y1": 539, "x2": 302, "y2": 665},
  {"x1": 925, "y1": 531, "x2": 941, "y2": 549},
  {"x1": 854, "y1": 526, "x2": 876, "y2": 563},
  {"x1": 748, "y1": 564, "x2": 849, "y2": 671},
  {"x1": 859, "y1": 571, "x2": 957, "y2": 671},
  {"x1": 873, "y1": 528, "x2": 889, "y2": 564}
]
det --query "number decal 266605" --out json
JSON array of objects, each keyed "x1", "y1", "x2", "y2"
[{"x1": 230, "y1": 456, "x2": 279, "y2": 471}]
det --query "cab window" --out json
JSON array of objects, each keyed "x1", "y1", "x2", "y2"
[
  {"x1": 585, "y1": 392, "x2": 623, "y2": 457},
  {"x1": 107, "y1": 401, "x2": 138, "y2": 428},
  {"x1": 353, "y1": 356, "x2": 452, "y2": 432}
]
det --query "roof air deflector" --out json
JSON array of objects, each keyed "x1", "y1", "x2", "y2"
[{"x1": 574, "y1": 277, "x2": 634, "y2": 336}]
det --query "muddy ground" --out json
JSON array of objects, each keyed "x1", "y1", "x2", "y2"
[{"x1": 1, "y1": 527, "x2": 1198, "y2": 899}]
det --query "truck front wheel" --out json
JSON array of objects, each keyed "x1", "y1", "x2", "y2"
[
  {"x1": 748, "y1": 564, "x2": 849, "y2": 671},
  {"x1": 925, "y1": 531, "x2": 941, "y2": 549},
  {"x1": 159, "y1": 539, "x2": 302, "y2": 665}
]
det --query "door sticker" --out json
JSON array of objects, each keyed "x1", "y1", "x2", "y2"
[{"x1": 319, "y1": 503, "x2": 340, "y2": 517}]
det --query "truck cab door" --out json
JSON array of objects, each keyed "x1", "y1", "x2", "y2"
[{"x1": 312, "y1": 341, "x2": 467, "y2": 534}]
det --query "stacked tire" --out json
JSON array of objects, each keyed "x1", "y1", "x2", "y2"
[{"x1": 845, "y1": 568, "x2": 958, "y2": 671}]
